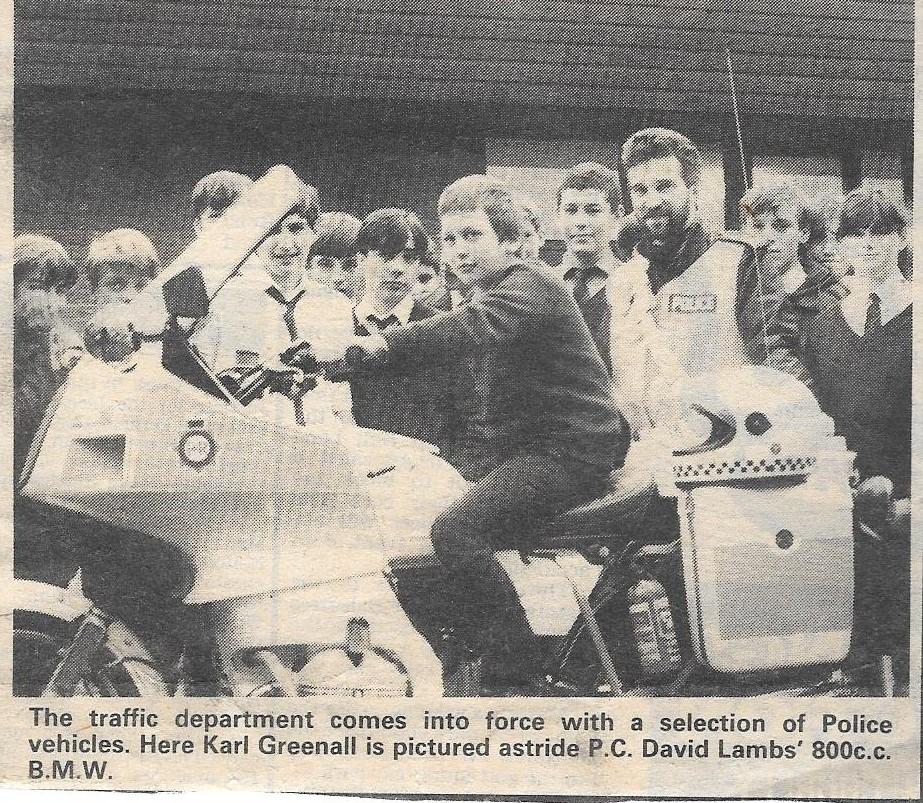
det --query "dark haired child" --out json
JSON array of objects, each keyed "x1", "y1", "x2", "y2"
[
  {"x1": 191, "y1": 170, "x2": 254, "y2": 233},
  {"x1": 14, "y1": 234, "x2": 80, "y2": 476},
  {"x1": 307, "y1": 212, "x2": 364, "y2": 302},
  {"x1": 556, "y1": 163, "x2": 623, "y2": 369},
  {"x1": 346, "y1": 209, "x2": 462, "y2": 459},
  {"x1": 800, "y1": 186, "x2": 912, "y2": 683},
  {"x1": 319, "y1": 177, "x2": 629, "y2": 682}
]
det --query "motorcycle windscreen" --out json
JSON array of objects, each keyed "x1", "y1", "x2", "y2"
[
  {"x1": 126, "y1": 165, "x2": 308, "y2": 334},
  {"x1": 20, "y1": 352, "x2": 395, "y2": 601},
  {"x1": 679, "y1": 481, "x2": 853, "y2": 673}
]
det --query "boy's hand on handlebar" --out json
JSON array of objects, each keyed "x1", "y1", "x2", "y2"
[
  {"x1": 276, "y1": 368, "x2": 318, "y2": 400},
  {"x1": 304, "y1": 333, "x2": 389, "y2": 371}
]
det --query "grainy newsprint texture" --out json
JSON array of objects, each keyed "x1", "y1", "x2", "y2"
[{"x1": 1, "y1": 0, "x2": 919, "y2": 798}]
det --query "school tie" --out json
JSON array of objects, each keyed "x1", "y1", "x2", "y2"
[
  {"x1": 864, "y1": 292, "x2": 882, "y2": 336},
  {"x1": 266, "y1": 286, "x2": 307, "y2": 425},
  {"x1": 366, "y1": 314, "x2": 400, "y2": 331},
  {"x1": 565, "y1": 266, "x2": 592, "y2": 304}
]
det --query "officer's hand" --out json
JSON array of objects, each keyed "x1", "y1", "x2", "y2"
[
  {"x1": 84, "y1": 304, "x2": 141, "y2": 362},
  {"x1": 854, "y1": 476, "x2": 896, "y2": 531}
]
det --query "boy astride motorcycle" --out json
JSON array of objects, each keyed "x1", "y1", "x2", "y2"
[{"x1": 312, "y1": 175, "x2": 631, "y2": 687}]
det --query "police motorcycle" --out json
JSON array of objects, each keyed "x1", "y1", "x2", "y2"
[
  {"x1": 14, "y1": 166, "x2": 465, "y2": 697},
  {"x1": 13, "y1": 167, "x2": 908, "y2": 698}
]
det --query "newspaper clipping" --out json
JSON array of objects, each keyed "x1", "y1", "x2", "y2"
[{"x1": 2, "y1": 0, "x2": 920, "y2": 799}]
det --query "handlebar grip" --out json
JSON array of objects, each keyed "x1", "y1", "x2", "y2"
[{"x1": 280, "y1": 340, "x2": 319, "y2": 372}]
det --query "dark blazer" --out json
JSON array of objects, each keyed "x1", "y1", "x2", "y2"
[
  {"x1": 770, "y1": 268, "x2": 848, "y2": 389},
  {"x1": 350, "y1": 301, "x2": 462, "y2": 461},
  {"x1": 801, "y1": 288, "x2": 911, "y2": 497},
  {"x1": 577, "y1": 285, "x2": 612, "y2": 372},
  {"x1": 381, "y1": 262, "x2": 629, "y2": 481}
]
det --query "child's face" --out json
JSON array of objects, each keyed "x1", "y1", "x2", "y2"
[
  {"x1": 805, "y1": 232, "x2": 845, "y2": 278},
  {"x1": 95, "y1": 262, "x2": 146, "y2": 306},
  {"x1": 440, "y1": 210, "x2": 509, "y2": 291},
  {"x1": 359, "y1": 251, "x2": 414, "y2": 308},
  {"x1": 309, "y1": 255, "x2": 364, "y2": 300},
  {"x1": 558, "y1": 188, "x2": 617, "y2": 260},
  {"x1": 745, "y1": 202, "x2": 807, "y2": 278},
  {"x1": 839, "y1": 228, "x2": 905, "y2": 286},
  {"x1": 15, "y1": 268, "x2": 64, "y2": 330},
  {"x1": 255, "y1": 213, "x2": 316, "y2": 287}
]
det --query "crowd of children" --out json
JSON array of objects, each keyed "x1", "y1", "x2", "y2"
[{"x1": 14, "y1": 127, "x2": 913, "y2": 682}]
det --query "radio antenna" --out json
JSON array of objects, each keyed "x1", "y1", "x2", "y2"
[
  {"x1": 725, "y1": 47, "x2": 771, "y2": 359},
  {"x1": 725, "y1": 47, "x2": 749, "y2": 191}
]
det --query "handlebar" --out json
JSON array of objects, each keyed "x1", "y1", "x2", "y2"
[{"x1": 218, "y1": 340, "x2": 321, "y2": 405}]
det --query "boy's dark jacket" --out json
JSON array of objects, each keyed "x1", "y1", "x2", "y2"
[{"x1": 379, "y1": 261, "x2": 629, "y2": 481}]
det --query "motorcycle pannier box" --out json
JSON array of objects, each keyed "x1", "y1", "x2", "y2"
[{"x1": 679, "y1": 481, "x2": 853, "y2": 674}]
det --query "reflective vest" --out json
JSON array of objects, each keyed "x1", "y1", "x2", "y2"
[{"x1": 610, "y1": 239, "x2": 753, "y2": 430}]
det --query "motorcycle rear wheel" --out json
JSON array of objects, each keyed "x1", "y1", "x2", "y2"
[{"x1": 13, "y1": 610, "x2": 168, "y2": 697}]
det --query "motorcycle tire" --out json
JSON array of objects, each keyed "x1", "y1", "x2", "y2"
[{"x1": 13, "y1": 609, "x2": 169, "y2": 697}]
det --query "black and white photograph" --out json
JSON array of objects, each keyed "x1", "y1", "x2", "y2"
[{"x1": 3, "y1": 0, "x2": 919, "y2": 796}]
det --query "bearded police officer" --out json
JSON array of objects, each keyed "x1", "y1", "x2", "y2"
[{"x1": 610, "y1": 128, "x2": 798, "y2": 433}]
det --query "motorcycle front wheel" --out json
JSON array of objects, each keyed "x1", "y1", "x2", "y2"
[{"x1": 13, "y1": 610, "x2": 169, "y2": 697}]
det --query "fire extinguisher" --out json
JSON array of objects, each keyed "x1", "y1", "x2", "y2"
[{"x1": 628, "y1": 574, "x2": 683, "y2": 678}]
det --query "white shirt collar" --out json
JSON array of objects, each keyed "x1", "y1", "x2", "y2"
[
  {"x1": 840, "y1": 272, "x2": 911, "y2": 334},
  {"x1": 780, "y1": 261, "x2": 808, "y2": 296},
  {"x1": 561, "y1": 250, "x2": 617, "y2": 276},
  {"x1": 354, "y1": 293, "x2": 415, "y2": 328},
  {"x1": 255, "y1": 270, "x2": 308, "y2": 303}
]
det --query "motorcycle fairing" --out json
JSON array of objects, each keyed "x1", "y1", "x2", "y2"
[
  {"x1": 208, "y1": 572, "x2": 445, "y2": 697},
  {"x1": 126, "y1": 165, "x2": 309, "y2": 338},
  {"x1": 21, "y1": 351, "x2": 467, "y2": 604}
]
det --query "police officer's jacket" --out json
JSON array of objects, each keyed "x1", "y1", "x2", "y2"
[{"x1": 609, "y1": 227, "x2": 795, "y2": 432}]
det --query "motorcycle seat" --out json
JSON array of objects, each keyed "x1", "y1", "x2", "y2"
[{"x1": 540, "y1": 468, "x2": 658, "y2": 547}]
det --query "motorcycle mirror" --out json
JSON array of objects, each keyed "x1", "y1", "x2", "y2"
[{"x1": 162, "y1": 265, "x2": 210, "y2": 319}]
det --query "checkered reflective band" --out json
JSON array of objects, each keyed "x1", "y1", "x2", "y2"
[{"x1": 672, "y1": 455, "x2": 816, "y2": 481}]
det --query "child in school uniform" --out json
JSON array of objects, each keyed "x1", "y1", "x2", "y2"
[
  {"x1": 346, "y1": 209, "x2": 462, "y2": 461},
  {"x1": 800, "y1": 186, "x2": 912, "y2": 683},
  {"x1": 801, "y1": 187, "x2": 911, "y2": 495},
  {"x1": 13, "y1": 234, "x2": 81, "y2": 586},
  {"x1": 13, "y1": 234, "x2": 80, "y2": 477},
  {"x1": 740, "y1": 181, "x2": 847, "y2": 389}
]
